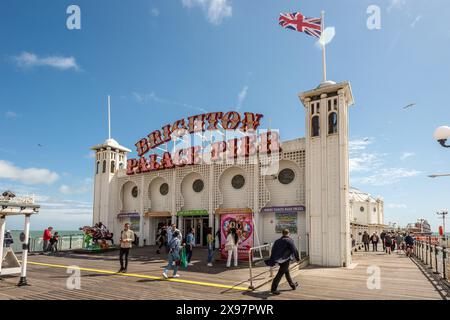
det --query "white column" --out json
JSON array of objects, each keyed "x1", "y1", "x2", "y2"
[
  {"x1": 0, "y1": 215, "x2": 6, "y2": 276},
  {"x1": 18, "y1": 214, "x2": 31, "y2": 286}
]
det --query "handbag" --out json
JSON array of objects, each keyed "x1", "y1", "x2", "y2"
[{"x1": 181, "y1": 247, "x2": 188, "y2": 268}]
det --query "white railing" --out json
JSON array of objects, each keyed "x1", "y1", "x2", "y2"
[{"x1": 248, "y1": 243, "x2": 273, "y2": 290}]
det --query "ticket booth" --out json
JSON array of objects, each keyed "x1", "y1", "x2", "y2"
[{"x1": 0, "y1": 192, "x2": 40, "y2": 286}]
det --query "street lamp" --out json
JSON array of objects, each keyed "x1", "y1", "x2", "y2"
[{"x1": 433, "y1": 126, "x2": 450, "y2": 148}]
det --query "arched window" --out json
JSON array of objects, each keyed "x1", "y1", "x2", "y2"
[
  {"x1": 110, "y1": 161, "x2": 115, "y2": 173},
  {"x1": 96, "y1": 161, "x2": 100, "y2": 174},
  {"x1": 328, "y1": 112, "x2": 338, "y2": 134},
  {"x1": 102, "y1": 160, "x2": 106, "y2": 173},
  {"x1": 311, "y1": 115, "x2": 320, "y2": 137}
]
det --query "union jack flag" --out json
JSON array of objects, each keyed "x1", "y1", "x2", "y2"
[{"x1": 279, "y1": 12, "x2": 322, "y2": 39}]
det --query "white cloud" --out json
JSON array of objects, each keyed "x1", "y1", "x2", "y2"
[
  {"x1": 400, "y1": 152, "x2": 415, "y2": 160},
  {"x1": 387, "y1": 0, "x2": 406, "y2": 12},
  {"x1": 352, "y1": 168, "x2": 421, "y2": 186},
  {"x1": 150, "y1": 7, "x2": 160, "y2": 17},
  {"x1": 349, "y1": 138, "x2": 383, "y2": 172},
  {"x1": 237, "y1": 85, "x2": 248, "y2": 110},
  {"x1": 84, "y1": 151, "x2": 96, "y2": 159},
  {"x1": 60, "y1": 178, "x2": 92, "y2": 195},
  {"x1": 13, "y1": 52, "x2": 80, "y2": 71},
  {"x1": 388, "y1": 203, "x2": 408, "y2": 209},
  {"x1": 410, "y1": 15, "x2": 421, "y2": 28},
  {"x1": 5, "y1": 111, "x2": 18, "y2": 118},
  {"x1": 132, "y1": 91, "x2": 207, "y2": 113},
  {"x1": 182, "y1": 0, "x2": 232, "y2": 25},
  {"x1": 0, "y1": 160, "x2": 59, "y2": 185}
]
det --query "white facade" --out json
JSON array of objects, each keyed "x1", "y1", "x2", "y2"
[
  {"x1": 91, "y1": 81, "x2": 355, "y2": 267},
  {"x1": 349, "y1": 188, "x2": 385, "y2": 241}
]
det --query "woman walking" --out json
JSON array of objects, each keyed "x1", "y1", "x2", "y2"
[
  {"x1": 206, "y1": 228, "x2": 214, "y2": 267},
  {"x1": 225, "y1": 228, "x2": 239, "y2": 268},
  {"x1": 163, "y1": 230, "x2": 182, "y2": 278}
]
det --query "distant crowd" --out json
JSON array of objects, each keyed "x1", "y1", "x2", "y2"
[{"x1": 360, "y1": 231, "x2": 415, "y2": 256}]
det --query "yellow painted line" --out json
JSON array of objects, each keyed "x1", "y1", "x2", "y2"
[{"x1": 27, "y1": 261, "x2": 250, "y2": 292}]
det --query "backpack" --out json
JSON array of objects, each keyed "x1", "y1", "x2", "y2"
[{"x1": 133, "y1": 233, "x2": 139, "y2": 246}]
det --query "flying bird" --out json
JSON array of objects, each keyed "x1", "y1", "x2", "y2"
[
  {"x1": 37, "y1": 144, "x2": 44, "y2": 147},
  {"x1": 403, "y1": 103, "x2": 416, "y2": 109}
]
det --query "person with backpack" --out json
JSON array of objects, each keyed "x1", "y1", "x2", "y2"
[
  {"x1": 185, "y1": 228, "x2": 195, "y2": 266},
  {"x1": 118, "y1": 223, "x2": 135, "y2": 273},
  {"x1": 370, "y1": 232, "x2": 379, "y2": 252},
  {"x1": 156, "y1": 224, "x2": 167, "y2": 254},
  {"x1": 49, "y1": 232, "x2": 59, "y2": 252},
  {"x1": 266, "y1": 229, "x2": 300, "y2": 295},
  {"x1": 225, "y1": 228, "x2": 239, "y2": 268},
  {"x1": 384, "y1": 233, "x2": 393, "y2": 254},
  {"x1": 163, "y1": 230, "x2": 182, "y2": 278}
]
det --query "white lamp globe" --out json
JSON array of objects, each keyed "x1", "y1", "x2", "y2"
[{"x1": 433, "y1": 126, "x2": 450, "y2": 141}]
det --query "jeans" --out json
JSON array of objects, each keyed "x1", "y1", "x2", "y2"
[
  {"x1": 119, "y1": 248, "x2": 130, "y2": 270},
  {"x1": 226, "y1": 246, "x2": 238, "y2": 267},
  {"x1": 364, "y1": 243, "x2": 369, "y2": 251},
  {"x1": 372, "y1": 242, "x2": 378, "y2": 251},
  {"x1": 43, "y1": 240, "x2": 49, "y2": 252},
  {"x1": 186, "y1": 245, "x2": 193, "y2": 263},
  {"x1": 207, "y1": 244, "x2": 214, "y2": 263},
  {"x1": 271, "y1": 260, "x2": 294, "y2": 292},
  {"x1": 164, "y1": 253, "x2": 179, "y2": 276}
]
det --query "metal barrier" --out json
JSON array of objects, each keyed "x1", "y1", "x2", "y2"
[
  {"x1": 414, "y1": 238, "x2": 449, "y2": 286},
  {"x1": 11, "y1": 235, "x2": 84, "y2": 253},
  {"x1": 248, "y1": 243, "x2": 273, "y2": 290}
]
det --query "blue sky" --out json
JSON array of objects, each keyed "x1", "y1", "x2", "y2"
[{"x1": 1, "y1": 0, "x2": 450, "y2": 231}]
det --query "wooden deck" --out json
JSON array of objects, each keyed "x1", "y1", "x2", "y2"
[{"x1": 0, "y1": 246, "x2": 447, "y2": 300}]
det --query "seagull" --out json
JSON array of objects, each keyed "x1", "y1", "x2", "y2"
[
  {"x1": 403, "y1": 103, "x2": 416, "y2": 109},
  {"x1": 37, "y1": 144, "x2": 44, "y2": 147}
]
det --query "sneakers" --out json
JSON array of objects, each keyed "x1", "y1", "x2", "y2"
[
  {"x1": 173, "y1": 274, "x2": 180, "y2": 278},
  {"x1": 207, "y1": 263, "x2": 213, "y2": 267},
  {"x1": 188, "y1": 263, "x2": 194, "y2": 266},
  {"x1": 122, "y1": 269, "x2": 127, "y2": 273},
  {"x1": 117, "y1": 268, "x2": 124, "y2": 273},
  {"x1": 162, "y1": 272, "x2": 168, "y2": 279}
]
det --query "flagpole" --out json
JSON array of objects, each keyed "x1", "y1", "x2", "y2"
[
  {"x1": 107, "y1": 95, "x2": 111, "y2": 140},
  {"x1": 321, "y1": 10, "x2": 327, "y2": 83}
]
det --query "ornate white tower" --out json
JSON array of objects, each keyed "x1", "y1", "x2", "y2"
[
  {"x1": 91, "y1": 96, "x2": 131, "y2": 227},
  {"x1": 300, "y1": 82, "x2": 354, "y2": 267}
]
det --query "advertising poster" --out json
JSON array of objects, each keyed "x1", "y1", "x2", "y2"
[
  {"x1": 220, "y1": 212, "x2": 253, "y2": 260},
  {"x1": 129, "y1": 216, "x2": 140, "y2": 232},
  {"x1": 275, "y1": 212, "x2": 298, "y2": 234}
]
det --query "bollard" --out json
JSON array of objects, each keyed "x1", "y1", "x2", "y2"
[{"x1": 425, "y1": 243, "x2": 428, "y2": 265}]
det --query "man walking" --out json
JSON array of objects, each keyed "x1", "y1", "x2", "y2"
[
  {"x1": 118, "y1": 223, "x2": 135, "y2": 273},
  {"x1": 362, "y1": 231, "x2": 370, "y2": 252},
  {"x1": 266, "y1": 229, "x2": 300, "y2": 295},
  {"x1": 185, "y1": 228, "x2": 195, "y2": 266},
  {"x1": 42, "y1": 227, "x2": 53, "y2": 252}
]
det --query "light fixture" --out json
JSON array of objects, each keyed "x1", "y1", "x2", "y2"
[{"x1": 433, "y1": 126, "x2": 450, "y2": 148}]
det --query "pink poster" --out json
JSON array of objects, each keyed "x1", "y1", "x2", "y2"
[{"x1": 220, "y1": 212, "x2": 253, "y2": 260}]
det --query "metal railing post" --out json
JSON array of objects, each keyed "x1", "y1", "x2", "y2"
[
  {"x1": 425, "y1": 243, "x2": 428, "y2": 265},
  {"x1": 434, "y1": 246, "x2": 438, "y2": 274},
  {"x1": 429, "y1": 241, "x2": 433, "y2": 269},
  {"x1": 69, "y1": 235, "x2": 72, "y2": 250},
  {"x1": 442, "y1": 247, "x2": 447, "y2": 280},
  {"x1": 248, "y1": 249, "x2": 253, "y2": 290}
]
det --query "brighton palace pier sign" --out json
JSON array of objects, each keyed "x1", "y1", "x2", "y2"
[{"x1": 126, "y1": 111, "x2": 281, "y2": 175}]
